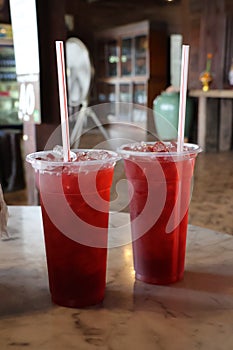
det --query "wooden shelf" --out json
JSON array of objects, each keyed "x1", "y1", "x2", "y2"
[
  {"x1": 189, "y1": 89, "x2": 233, "y2": 98},
  {"x1": 190, "y1": 89, "x2": 233, "y2": 152}
]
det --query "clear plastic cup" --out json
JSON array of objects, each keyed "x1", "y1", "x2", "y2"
[
  {"x1": 118, "y1": 142, "x2": 201, "y2": 285},
  {"x1": 26, "y1": 149, "x2": 119, "y2": 307}
]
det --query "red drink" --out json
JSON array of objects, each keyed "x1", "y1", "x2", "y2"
[
  {"x1": 119, "y1": 142, "x2": 201, "y2": 285},
  {"x1": 27, "y1": 149, "x2": 119, "y2": 307}
]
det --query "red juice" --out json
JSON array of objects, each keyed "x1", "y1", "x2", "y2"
[
  {"x1": 27, "y1": 149, "x2": 118, "y2": 307},
  {"x1": 120, "y1": 142, "x2": 201, "y2": 285}
]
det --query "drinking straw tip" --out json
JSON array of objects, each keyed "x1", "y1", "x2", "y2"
[
  {"x1": 55, "y1": 40, "x2": 71, "y2": 162},
  {"x1": 177, "y1": 45, "x2": 190, "y2": 153}
]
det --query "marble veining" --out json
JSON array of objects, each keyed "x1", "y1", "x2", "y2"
[{"x1": 0, "y1": 206, "x2": 233, "y2": 350}]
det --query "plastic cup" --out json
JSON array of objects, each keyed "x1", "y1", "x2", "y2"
[
  {"x1": 118, "y1": 142, "x2": 201, "y2": 285},
  {"x1": 26, "y1": 149, "x2": 119, "y2": 308}
]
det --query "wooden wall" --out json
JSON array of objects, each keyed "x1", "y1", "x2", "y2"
[
  {"x1": 0, "y1": 0, "x2": 10, "y2": 23},
  {"x1": 65, "y1": 0, "x2": 194, "y2": 47},
  {"x1": 65, "y1": 0, "x2": 233, "y2": 91}
]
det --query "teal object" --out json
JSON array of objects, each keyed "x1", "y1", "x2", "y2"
[{"x1": 153, "y1": 91, "x2": 193, "y2": 141}]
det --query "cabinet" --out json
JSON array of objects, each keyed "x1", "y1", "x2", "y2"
[
  {"x1": 94, "y1": 20, "x2": 167, "y2": 131},
  {"x1": 0, "y1": 38, "x2": 20, "y2": 127}
]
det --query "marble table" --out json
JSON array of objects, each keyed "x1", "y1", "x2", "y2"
[{"x1": 0, "y1": 206, "x2": 233, "y2": 350}]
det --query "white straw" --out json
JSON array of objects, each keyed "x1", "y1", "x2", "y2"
[
  {"x1": 177, "y1": 45, "x2": 190, "y2": 153},
  {"x1": 55, "y1": 41, "x2": 71, "y2": 162}
]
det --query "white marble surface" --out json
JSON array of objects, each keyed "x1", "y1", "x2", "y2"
[{"x1": 0, "y1": 206, "x2": 233, "y2": 350}]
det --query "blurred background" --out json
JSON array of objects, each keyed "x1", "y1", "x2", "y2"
[{"x1": 0, "y1": 0, "x2": 232, "y2": 235}]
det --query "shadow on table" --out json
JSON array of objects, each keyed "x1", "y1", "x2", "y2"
[
  {"x1": 131, "y1": 268, "x2": 233, "y2": 315},
  {"x1": 103, "y1": 265, "x2": 233, "y2": 316},
  {"x1": 0, "y1": 267, "x2": 53, "y2": 318},
  {"x1": 178, "y1": 268, "x2": 233, "y2": 293}
]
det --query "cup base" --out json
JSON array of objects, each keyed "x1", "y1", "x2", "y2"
[
  {"x1": 51, "y1": 295, "x2": 104, "y2": 308},
  {"x1": 135, "y1": 272, "x2": 184, "y2": 285}
]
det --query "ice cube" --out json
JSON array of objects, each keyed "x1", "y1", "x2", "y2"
[
  {"x1": 52, "y1": 145, "x2": 77, "y2": 161},
  {"x1": 75, "y1": 150, "x2": 112, "y2": 161},
  {"x1": 53, "y1": 145, "x2": 64, "y2": 158},
  {"x1": 151, "y1": 141, "x2": 169, "y2": 152}
]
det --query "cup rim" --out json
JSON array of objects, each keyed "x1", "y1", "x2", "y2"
[
  {"x1": 117, "y1": 142, "x2": 202, "y2": 158},
  {"x1": 26, "y1": 148, "x2": 121, "y2": 169}
]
